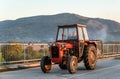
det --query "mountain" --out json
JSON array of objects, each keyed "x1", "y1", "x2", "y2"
[{"x1": 0, "y1": 13, "x2": 120, "y2": 42}]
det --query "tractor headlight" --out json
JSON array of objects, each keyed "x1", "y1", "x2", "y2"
[{"x1": 61, "y1": 44, "x2": 66, "y2": 48}]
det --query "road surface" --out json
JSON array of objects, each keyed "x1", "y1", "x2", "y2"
[{"x1": 0, "y1": 57, "x2": 120, "y2": 79}]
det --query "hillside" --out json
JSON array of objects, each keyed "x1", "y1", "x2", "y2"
[{"x1": 0, "y1": 13, "x2": 120, "y2": 42}]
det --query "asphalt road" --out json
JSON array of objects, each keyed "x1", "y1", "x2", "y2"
[{"x1": 0, "y1": 57, "x2": 120, "y2": 79}]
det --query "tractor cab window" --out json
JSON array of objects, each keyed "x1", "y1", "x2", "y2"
[
  {"x1": 78, "y1": 27, "x2": 84, "y2": 40},
  {"x1": 83, "y1": 27, "x2": 89, "y2": 40},
  {"x1": 57, "y1": 27, "x2": 77, "y2": 41}
]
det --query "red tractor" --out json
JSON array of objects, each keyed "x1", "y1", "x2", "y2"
[{"x1": 41, "y1": 24, "x2": 102, "y2": 74}]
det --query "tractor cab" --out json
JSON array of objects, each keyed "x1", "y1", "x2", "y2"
[
  {"x1": 57, "y1": 24, "x2": 89, "y2": 42},
  {"x1": 56, "y1": 24, "x2": 90, "y2": 61}
]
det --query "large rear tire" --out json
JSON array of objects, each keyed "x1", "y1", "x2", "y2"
[
  {"x1": 67, "y1": 56, "x2": 78, "y2": 74},
  {"x1": 83, "y1": 44, "x2": 97, "y2": 70},
  {"x1": 41, "y1": 56, "x2": 51, "y2": 73}
]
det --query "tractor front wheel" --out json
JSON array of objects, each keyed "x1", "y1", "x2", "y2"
[
  {"x1": 67, "y1": 56, "x2": 78, "y2": 74},
  {"x1": 41, "y1": 56, "x2": 51, "y2": 73}
]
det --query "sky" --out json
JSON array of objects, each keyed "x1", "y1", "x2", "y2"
[{"x1": 0, "y1": 0, "x2": 120, "y2": 22}]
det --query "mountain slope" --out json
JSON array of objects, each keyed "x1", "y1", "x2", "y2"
[{"x1": 0, "y1": 13, "x2": 120, "y2": 42}]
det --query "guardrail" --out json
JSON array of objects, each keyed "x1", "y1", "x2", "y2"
[
  {"x1": 0, "y1": 42, "x2": 48, "y2": 65},
  {"x1": 0, "y1": 43, "x2": 120, "y2": 65},
  {"x1": 103, "y1": 44, "x2": 120, "y2": 55}
]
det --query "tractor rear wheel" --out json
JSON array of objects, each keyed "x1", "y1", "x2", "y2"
[
  {"x1": 67, "y1": 56, "x2": 78, "y2": 74},
  {"x1": 83, "y1": 44, "x2": 97, "y2": 70},
  {"x1": 41, "y1": 56, "x2": 51, "y2": 73}
]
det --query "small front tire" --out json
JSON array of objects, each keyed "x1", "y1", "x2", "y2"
[
  {"x1": 41, "y1": 56, "x2": 51, "y2": 73},
  {"x1": 67, "y1": 56, "x2": 78, "y2": 74}
]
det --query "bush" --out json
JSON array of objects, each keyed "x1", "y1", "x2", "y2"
[
  {"x1": 1, "y1": 45, "x2": 23, "y2": 61},
  {"x1": 25, "y1": 46, "x2": 41, "y2": 59},
  {"x1": 25, "y1": 46, "x2": 50, "y2": 59},
  {"x1": 39, "y1": 49, "x2": 50, "y2": 57}
]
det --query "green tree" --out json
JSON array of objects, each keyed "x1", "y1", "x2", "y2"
[{"x1": 1, "y1": 44, "x2": 23, "y2": 61}]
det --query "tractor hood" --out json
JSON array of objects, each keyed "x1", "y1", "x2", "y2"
[{"x1": 51, "y1": 42, "x2": 73, "y2": 49}]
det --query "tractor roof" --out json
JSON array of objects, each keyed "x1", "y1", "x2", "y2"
[{"x1": 58, "y1": 24, "x2": 86, "y2": 28}]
